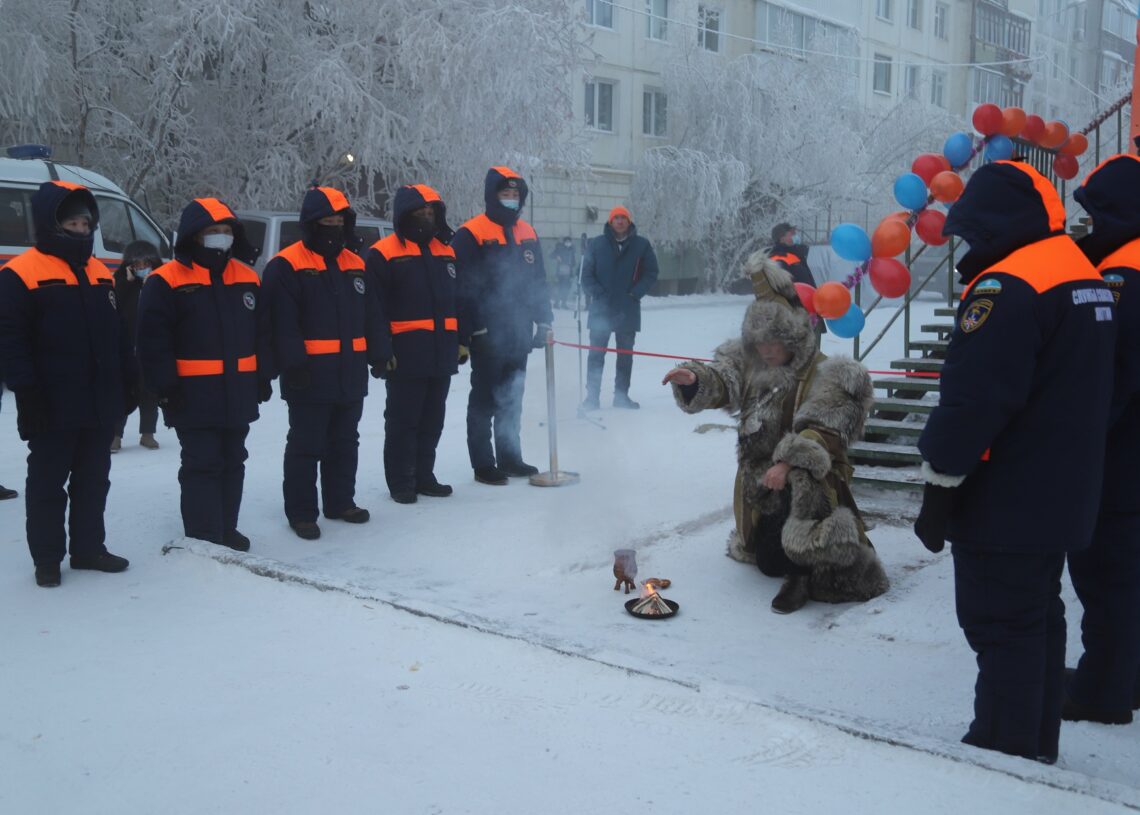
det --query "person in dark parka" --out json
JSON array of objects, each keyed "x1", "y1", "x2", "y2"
[
  {"x1": 113, "y1": 240, "x2": 163, "y2": 452},
  {"x1": 367, "y1": 183, "x2": 465, "y2": 503},
  {"x1": 766, "y1": 223, "x2": 818, "y2": 288},
  {"x1": 136, "y1": 197, "x2": 273, "y2": 552},
  {"x1": 452, "y1": 166, "x2": 552, "y2": 485},
  {"x1": 580, "y1": 206, "x2": 659, "y2": 411},
  {"x1": 0, "y1": 181, "x2": 136, "y2": 586},
  {"x1": 1064, "y1": 154, "x2": 1140, "y2": 725},
  {"x1": 914, "y1": 161, "x2": 1117, "y2": 763},
  {"x1": 262, "y1": 187, "x2": 389, "y2": 539}
]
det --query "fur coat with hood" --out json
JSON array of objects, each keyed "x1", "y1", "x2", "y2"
[{"x1": 670, "y1": 253, "x2": 889, "y2": 604}]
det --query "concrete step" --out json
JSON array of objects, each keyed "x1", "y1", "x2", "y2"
[
  {"x1": 934, "y1": 307, "x2": 958, "y2": 317},
  {"x1": 853, "y1": 464, "x2": 924, "y2": 492},
  {"x1": 872, "y1": 397, "x2": 936, "y2": 414},
  {"x1": 849, "y1": 441, "x2": 923, "y2": 465},
  {"x1": 873, "y1": 376, "x2": 941, "y2": 393},
  {"x1": 907, "y1": 339, "x2": 949, "y2": 354},
  {"x1": 890, "y1": 357, "x2": 944, "y2": 373},
  {"x1": 920, "y1": 323, "x2": 955, "y2": 336},
  {"x1": 865, "y1": 417, "x2": 926, "y2": 437}
]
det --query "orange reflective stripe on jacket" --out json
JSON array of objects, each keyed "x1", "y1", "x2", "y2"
[
  {"x1": 4, "y1": 248, "x2": 112, "y2": 288},
  {"x1": 49, "y1": 180, "x2": 83, "y2": 192},
  {"x1": 275, "y1": 241, "x2": 366, "y2": 272},
  {"x1": 964, "y1": 235, "x2": 1099, "y2": 298},
  {"x1": 316, "y1": 186, "x2": 350, "y2": 212},
  {"x1": 770, "y1": 253, "x2": 799, "y2": 266},
  {"x1": 303, "y1": 337, "x2": 367, "y2": 354},
  {"x1": 390, "y1": 318, "x2": 457, "y2": 335},
  {"x1": 410, "y1": 184, "x2": 442, "y2": 204},
  {"x1": 1098, "y1": 238, "x2": 1140, "y2": 272},
  {"x1": 176, "y1": 354, "x2": 257, "y2": 377},
  {"x1": 993, "y1": 161, "x2": 1067, "y2": 233},
  {"x1": 373, "y1": 233, "x2": 456, "y2": 260},
  {"x1": 152, "y1": 258, "x2": 260, "y2": 288},
  {"x1": 462, "y1": 213, "x2": 537, "y2": 245},
  {"x1": 490, "y1": 166, "x2": 520, "y2": 180},
  {"x1": 195, "y1": 197, "x2": 237, "y2": 223}
]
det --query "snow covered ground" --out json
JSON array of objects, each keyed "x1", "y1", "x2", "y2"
[{"x1": 2, "y1": 294, "x2": 1137, "y2": 813}]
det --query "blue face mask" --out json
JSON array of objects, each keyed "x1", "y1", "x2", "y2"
[
  {"x1": 132, "y1": 266, "x2": 152, "y2": 279},
  {"x1": 791, "y1": 234, "x2": 802, "y2": 245},
  {"x1": 500, "y1": 198, "x2": 520, "y2": 211}
]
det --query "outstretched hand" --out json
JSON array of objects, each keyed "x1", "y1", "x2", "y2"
[{"x1": 662, "y1": 367, "x2": 696, "y2": 386}]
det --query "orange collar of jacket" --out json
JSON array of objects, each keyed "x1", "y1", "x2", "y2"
[
  {"x1": 153, "y1": 258, "x2": 259, "y2": 287},
  {"x1": 462, "y1": 213, "x2": 537, "y2": 244},
  {"x1": 275, "y1": 241, "x2": 365, "y2": 272},
  {"x1": 4, "y1": 248, "x2": 112, "y2": 288},
  {"x1": 964, "y1": 235, "x2": 1099, "y2": 298}
]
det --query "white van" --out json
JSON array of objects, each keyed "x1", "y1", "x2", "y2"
[
  {"x1": 236, "y1": 209, "x2": 394, "y2": 274},
  {"x1": 0, "y1": 145, "x2": 171, "y2": 268}
]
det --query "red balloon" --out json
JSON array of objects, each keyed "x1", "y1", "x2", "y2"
[
  {"x1": 972, "y1": 103, "x2": 1004, "y2": 136},
  {"x1": 868, "y1": 258, "x2": 912, "y2": 299},
  {"x1": 1060, "y1": 132, "x2": 1088, "y2": 157},
  {"x1": 911, "y1": 153, "x2": 951, "y2": 186},
  {"x1": 794, "y1": 282, "x2": 816, "y2": 314},
  {"x1": 814, "y1": 282, "x2": 852, "y2": 320},
  {"x1": 1053, "y1": 153, "x2": 1080, "y2": 181},
  {"x1": 1041, "y1": 120, "x2": 1070, "y2": 149},
  {"x1": 929, "y1": 171, "x2": 964, "y2": 204},
  {"x1": 1022, "y1": 114, "x2": 1046, "y2": 142},
  {"x1": 915, "y1": 209, "x2": 949, "y2": 246},
  {"x1": 871, "y1": 217, "x2": 912, "y2": 258},
  {"x1": 1000, "y1": 107, "x2": 1026, "y2": 138}
]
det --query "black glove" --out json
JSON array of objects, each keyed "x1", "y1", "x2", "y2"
[
  {"x1": 532, "y1": 324, "x2": 551, "y2": 349},
  {"x1": 915, "y1": 483, "x2": 956, "y2": 553},
  {"x1": 258, "y1": 379, "x2": 273, "y2": 403},
  {"x1": 285, "y1": 366, "x2": 311, "y2": 390},
  {"x1": 14, "y1": 388, "x2": 48, "y2": 439},
  {"x1": 158, "y1": 388, "x2": 186, "y2": 415},
  {"x1": 123, "y1": 384, "x2": 139, "y2": 417},
  {"x1": 371, "y1": 356, "x2": 397, "y2": 380}
]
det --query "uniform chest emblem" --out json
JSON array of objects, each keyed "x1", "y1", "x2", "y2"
[
  {"x1": 447, "y1": 262, "x2": 457, "y2": 279},
  {"x1": 1104, "y1": 273, "x2": 1124, "y2": 288},
  {"x1": 960, "y1": 298, "x2": 994, "y2": 333},
  {"x1": 523, "y1": 250, "x2": 535, "y2": 264},
  {"x1": 353, "y1": 276, "x2": 366, "y2": 294},
  {"x1": 108, "y1": 290, "x2": 117, "y2": 309},
  {"x1": 973, "y1": 278, "x2": 1002, "y2": 295},
  {"x1": 243, "y1": 291, "x2": 256, "y2": 311}
]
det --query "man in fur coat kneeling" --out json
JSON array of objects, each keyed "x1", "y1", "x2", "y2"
[{"x1": 663, "y1": 253, "x2": 889, "y2": 613}]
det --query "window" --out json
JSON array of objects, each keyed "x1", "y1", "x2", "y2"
[
  {"x1": 930, "y1": 70, "x2": 946, "y2": 107},
  {"x1": 93, "y1": 196, "x2": 132, "y2": 253},
  {"x1": 585, "y1": 80, "x2": 615, "y2": 131},
  {"x1": 970, "y1": 66, "x2": 1023, "y2": 107},
  {"x1": 698, "y1": 5, "x2": 720, "y2": 52},
  {"x1": 0, "y1": 189, "x2": 33, "y2": 247},
  {"x1": 239, "y1": 218, "x2": 267, "y2": 258},
  {"x1": 907, "y1": 0, "x2": 922, "y2": 30},
  {"x1": 904, "y1": 65, "x2": 920, "y2": 98},
  {"x1": 643, "y1": 89, "x2": 667, "y2": 136},
  {"x1": 873, "y1": 53, "x2": 893, "y2": 94},
  {"x1": 934, "y1": 3, "x2": 947, "y2": 38},
  {"x1": 876, "y1": 0, "x2": 893, "y2": 22},
  {"x1": 755, "y1": 1, "x2": 853, "y2": 57},
  {"x1": 586, "y1": 0, "x2": 613, "y2": 28},
  {"x1": 646, "y1": 0, "x2": 668, "y2": 40},
  {"x1": 127, "y1": 204, "x2": 169, "y2": 256}
]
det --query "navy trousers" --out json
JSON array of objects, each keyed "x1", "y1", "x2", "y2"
[
  {"x1": 953, "y1": 546, "x2": 1067, "y2": 761},
  {"x1": 586, "y1": 329, "x2": 636, "y2": 399},
  {"x1": 384, "y1": 377, "x2": 450, "y2": 494},
  {"x1": 25, "y1": 427, "x2": 115, "y2": 566},
  {"x1": 1067, "y1": 510, "x2": 1140, "y2": 714},
  {"x1": 175, "y1": 426, "x2": 249, "y2": 543},
  {"x1": 283, "y1": 400, "x2": 363, "y2": 523},
  {"x1": 467, "y1": 351, "x2": 527, "y2": 470}
]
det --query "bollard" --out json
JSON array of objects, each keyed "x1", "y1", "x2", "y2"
[{"x1": 529, "y1": 329, "x2": 580, "y2": 487}]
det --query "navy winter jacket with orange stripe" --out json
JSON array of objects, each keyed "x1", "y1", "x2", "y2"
[
  {"x1": 262, "y1": 187, "x2": 388, "y2": 403},
  {"x1": 918, "y1": 161, "x2": 1116, "y2": 553},
  {"x1": 581, "y1": 221, "x2": 658, "y2": 333},
  {"x1": 0, "y1": 181, "x2": 134, "y2": 436},
  {"x1": 1074, "y1": 154, "x2": 1140, "y2": 514},
  {"x1": 136, "y1": 198, "x2": 272, "y2": 429},
  {"x1": 365, "y1": 184, "x2": 465, "y2": 380},
  {"x1": 452, "y1": 167, "x2": 552, "y2": 359}
]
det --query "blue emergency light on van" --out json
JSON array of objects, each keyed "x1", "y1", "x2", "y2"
[{"x1": 6, "y1": 145, "x2": 52, "y2": 160}]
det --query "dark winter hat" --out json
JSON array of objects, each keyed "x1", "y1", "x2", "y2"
[
  {"x1": 771, "y1": 222, "x2": 795, "y2": 244},
  {"x1": 173, "y1": 197, "x2": 259, "y2": 265},
  {"x1": 122, "y1": 240, "x2": 162, "y2": 269},
  {"x1": 1074, "y1": 154, "x2": 1140, "y2": 264},
  {"x1": 393, "y1": 183, "x2": 451, "y2": 244},
  {"x1": 57, "y1": 194, "x2": 93, "y2": 224}
]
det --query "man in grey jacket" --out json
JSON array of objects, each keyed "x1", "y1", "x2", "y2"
[{"x1": 580, "y1": 206, "x2": 659, "y2": 410}]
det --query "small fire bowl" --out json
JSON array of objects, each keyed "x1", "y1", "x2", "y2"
[{"x1": 625, "y1": 598, "x2": 680, "y2": 620}]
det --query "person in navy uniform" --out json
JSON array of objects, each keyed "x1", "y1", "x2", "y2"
[
  {"x1": 137, "y1": 198, "x2": 273, "y2": 552},
  {"x1": 914, "y1": 161, "x2": 1117, "y2": 763},
  {"x1": 452, "y1": 166, "x2": 552, "y2": 485},
  {"x1": 262, "y1": 187, "x2": 389, "y2": 538},
  {"x1": 1063, "y1": 154, "x2": 1140, "y2": 724},
  {"x1": 0, "y1": 181, "x2": 136, "y2": 586}
]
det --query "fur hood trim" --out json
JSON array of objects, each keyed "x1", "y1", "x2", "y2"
[
  {"x1": 740, "y1": 298, "x2": 817, "y2": 373},
  {"x1": 794, "y1": 357, "x2": 873, "y2": 444}
]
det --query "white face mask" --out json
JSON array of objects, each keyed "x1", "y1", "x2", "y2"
[
  {"x1": 201, "y1": 233, "x2": 234, "y2": 252},
  {"x1": 499, "y1": 198, "x2": 520, "y2": 211}
]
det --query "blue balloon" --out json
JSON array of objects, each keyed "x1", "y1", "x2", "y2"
[
  {"x1": 984, "y1": 134, "x2": 1013, "y2": 162},
  {"x1": 826, "y1": 302, "x2": 866, "y2": 339},
  {"x1": 830, "y1": 223, "x2": 872, "y2": 263},
  {"x1": 943, "y1": 132, "x2": 974, "y2": 168},
  {"x1": 893, "y1": 173, "x2": 928, "y2": 211}
]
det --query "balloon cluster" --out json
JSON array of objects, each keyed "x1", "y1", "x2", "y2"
[{"x1": 965, "y1": 103, "x2": 1088, "y2": 180}]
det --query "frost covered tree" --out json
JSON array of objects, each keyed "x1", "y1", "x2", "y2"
[{"x1": 0, "y1": 0, "x2": 590, "y2": 224}]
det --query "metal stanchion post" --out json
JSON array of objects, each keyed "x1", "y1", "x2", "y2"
[{"x1": 530, "y1": 330, "x2": 579, "y2": 487}]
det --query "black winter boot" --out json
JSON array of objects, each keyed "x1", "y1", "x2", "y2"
[
  {"x1": 328, "y1": 506, "x2": 370, "y2": 523},
  {"x1": 391, "y1": 492, "x2": 418, "y2": 504},
  {"x1": 474, "y1": 466, "x2": 509, "y2": 485},
  {"x1": 35, "y1": 564, "x2": 61, "y2": 587},
  {"x1": 70, "y1": 552, "x2": 129, "y2": 572},
  {"x1": 222, "y1": 530, "x2": 251, "y2": 552},
  {"x1": 613, "y1": 393, "x2": 640, "y2": 409},
  {"x1": 500, "y1": 460, "x2": 539, "y2": 478},
  {"x1": 289, "y1": 521, "x2": 321, "y2": 540},
  {"x1": 770, "y1": 574, "x2": 810, "y2": 614},
  {"x1": 416, "y1": 479, "x2": 453, "y2": 497},
  {"x1": 0, "y1": 484, "x2": 17, "y2": 500}
]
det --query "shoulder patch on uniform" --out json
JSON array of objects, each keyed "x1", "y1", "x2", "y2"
[
  {"x1": 353, "y1": 276, "x2": 365, "y2": 294},
  {"x1": 447, "y1": 262, "x2": 456, "y2": 278},
  {"x1": 523, "y1": 249, "x2": 535, "y2": 265},
  {"x1": 973, "y1": 278, "x2": 1002, "y2": 295},
  {"x1": 243, "y1": 291, "x2": 256, "y2": 311},
  {"x1": 1104, "y1": 273, "x2": 1124, "y2": 287},
  {"x1": 960, "y1": 298, "x2": 994, "y2": 333}
]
